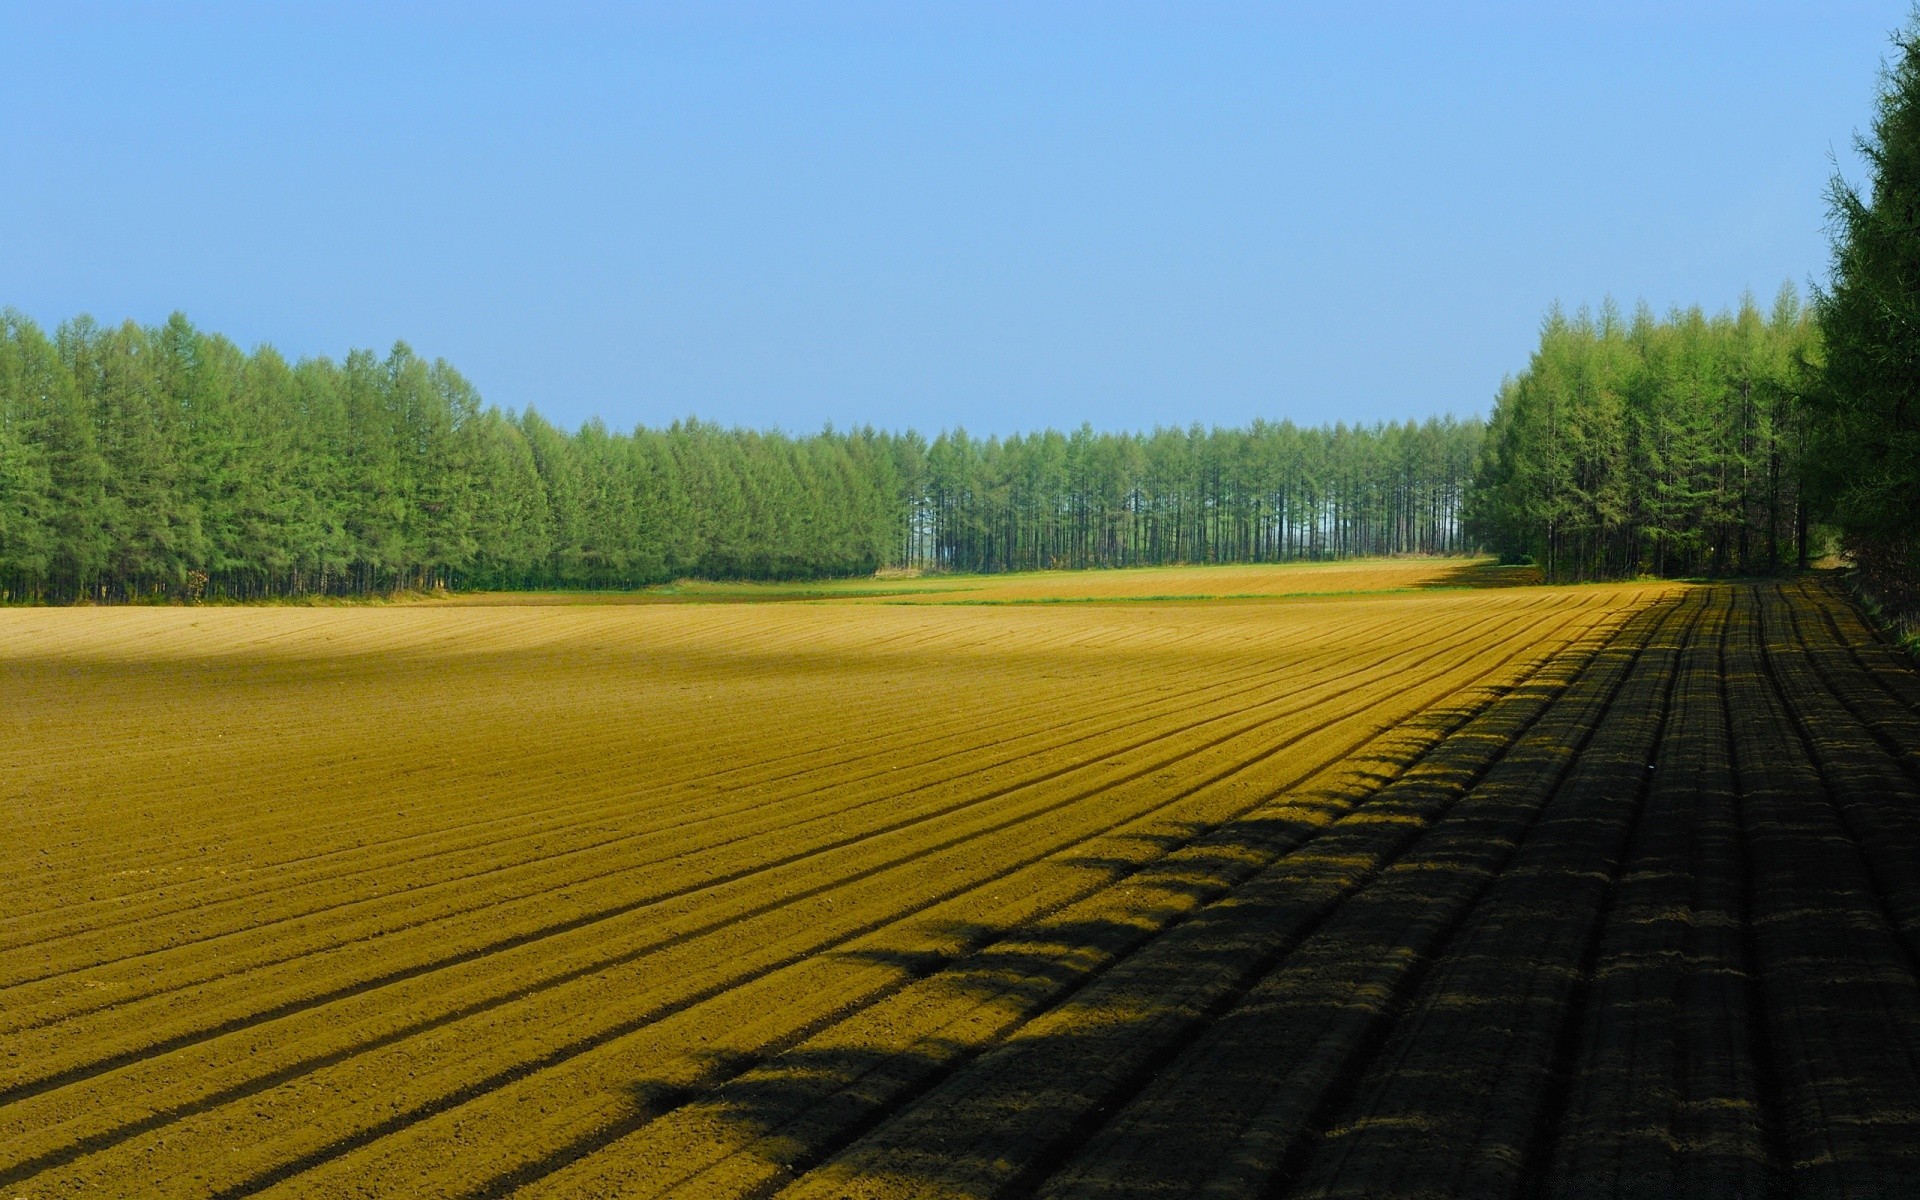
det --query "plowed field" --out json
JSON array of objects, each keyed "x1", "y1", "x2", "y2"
[{"x1": 4, "y1": 562, "x2": 1918, "y2": 1199}]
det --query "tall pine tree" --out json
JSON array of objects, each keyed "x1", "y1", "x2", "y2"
[{"x1": 1805, "y1": 12, "x2": 1920, "y2": 611}]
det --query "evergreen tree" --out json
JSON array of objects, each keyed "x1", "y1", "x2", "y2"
[
  {"x1": 1, "y1": 310, "x2": 1499, "y2": 600},
  {"x1": 1804, "y1": 12, "x2": 1920, "y2": 608},
  {"x1": 0, "y1": 315, "x2": 56, "y2": 595},
  {"x1": 1469, "y1": 294, "x2": 1817, "y2": 582}
]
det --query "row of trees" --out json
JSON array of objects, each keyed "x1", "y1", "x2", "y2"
[
  {"x1": 1465, "y1": 289, "x2": 1819, "y2": 581},
  {"x1": 0, "y1": 313, "x2": 912, "y2": 600},
  {"x1": 907, "y1": 418, "x2": 1478, "y2": 574},
  {"x1": 1470, "y1": 10, "x2": 1920, "y2": 610},
  {"x1": 0, "y1": 310, "x2": 1479, "y2": 602}
]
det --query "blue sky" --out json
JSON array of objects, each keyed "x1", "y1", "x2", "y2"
[{"x1": 0, "y1": 2, "x2": 1904, "y2": 434}]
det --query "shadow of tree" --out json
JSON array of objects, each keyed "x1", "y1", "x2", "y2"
[
  {"x1": 1419, "y1": 561, "x2": 1545, "y2": 589},
  {"x1": 443, "y1": 588, "x2": 1920, "y2": 1200},
  {"x1": 456, "y1": 620, "x2": 1641, "y2": 1200}
]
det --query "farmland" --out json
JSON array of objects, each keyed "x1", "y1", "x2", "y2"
[{"x1": 4, "y1": 560, "x2": 1919, "y2": 1198}]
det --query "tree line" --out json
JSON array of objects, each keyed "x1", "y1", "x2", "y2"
[
  {"x1": 1468, "y1": 11, "x2": 1920, "y2": 610},
  {"x1": 0, "y1": 311, "x2": 916, "y2": 601},
  {"x1": 1464, "y1": 288, "x2": 1819, "y2": 581},
  {"x1": 0, "y1": 310, "x2": 1478, "y2": 602},
  {"x1": 906, "y1": 418, "x2": 1477, "y2": 574}
]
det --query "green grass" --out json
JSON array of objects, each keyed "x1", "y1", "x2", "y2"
[{"x1": 416, "y1": 557, "x2": 1523, "y2": 607}]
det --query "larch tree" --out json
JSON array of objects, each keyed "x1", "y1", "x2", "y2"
[{"x1": 1804, "y1": 11, "x2": 1920, "y2": 612}]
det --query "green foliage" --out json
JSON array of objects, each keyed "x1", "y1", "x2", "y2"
[
  {"x1": 0, "y1": 310, "x2": 1484, "y2": 601},
  {"x1": 1467, "y1": 290, "x2": 1818, "y2": 582},
  {"x1": 916, "y1": 417, "x2": 1478, "y2": 573},
  {"x1": 1804, "y1": 12, "x2": 1920, "y2": 609},
  {"x1": 0, "y1": 317, "x2": 58, "y2": 587}
]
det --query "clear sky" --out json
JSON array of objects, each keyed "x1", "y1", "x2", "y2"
[{"x1": 0, "y1": 2, "x2": 1905, "y2": 435}]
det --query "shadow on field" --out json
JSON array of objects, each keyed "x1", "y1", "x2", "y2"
[
  {"x1": 438, "y1": 692, "x2": 1501, "y2": 1198},
  {"x1": 623, "y1": 798, "x2": 1543, "y2": 1200},
  {"x1": 446, "y1": 603, "x2": 1682, "y2": 1200},
  {"x1": 1418, "y1": 560, "x2": 1545, "y2": 589},
  {"x1": 442, "y1": 591, "x2": 1920, "y2": 1200},
  {"x1": 453, "y1": 666, "x2": 1597, "y2": 1199},
  {"x1": 473, "y1": 597, "x2": 1863, "y2": 1200},
  {"x1": 483, "y1": 630, "x2": 1633, "y2": 1200}
]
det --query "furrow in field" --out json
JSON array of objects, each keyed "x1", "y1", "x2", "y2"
[
  {"x1": 1721, "y1": 592, "x2": 1793, "y2": 1200},
  {"x1": 2, "y1": 598, "x2": 1618, "y2": 1197},
  {"x1": 0, "y1": 632, "x2": 1103, "y2": 908},
  {"x1": 1273, "y1": 589, "x2": 1703, "y2": 1200},
  {"x1": 1792, "y1": 577, "x2": 1920, "y2": 715},
  {"x1": 1540, "y1": 587, "x2": 1770, "y2": 1197},
  {"x1": 0, "y1": 603, "x2": 1372, "y2": 924},
  {"x1": 0, "y1": 604, "x2": 1167, "y2": 896},
  {"x1": 216, "y1": 596, "x2": 1624, "y2": 1200},
  {"x1": 0, "y1": 596, "x2": 1544, "y2": 1066},
  {"x1": 552, "y1": 598, "x2": 1662, "y2": 1200},
  {"x1": 1752, "y1": 586, "x2": 1920, "y2": 961},
  {"x1": 1727, "y1": 584, "x2": 1920, "y2": 1197},
  {"x1": 1023, "y1": 595, "x2": 1690, "y2": 1200},
  {"x1": 0, "y1": 599, "x2": 1420, "y2": 906},
  {"x1": 1775, "y1": 582, "x2": 1920, "y2": 783},
  {"x1": 0, "y1": 603, "x2": 1403, "y2": 973},
  {"x1": 757, "y1": 596, "x2": 1683, "y2": 1200}
]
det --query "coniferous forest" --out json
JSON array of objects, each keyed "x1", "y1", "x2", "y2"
[
  {"x1": 1465, "y1": 288, "x2": 1820, "y2": 582},
  {"x1": 0, "y1": 272, "x2": 1907, "y2": 605},
  {"x1": 0, "y1": 311, "x2": 1478, "y2": 602},
  {"x1": 1468, "y1": 27, "x2": 1920, "y2": 612}
]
